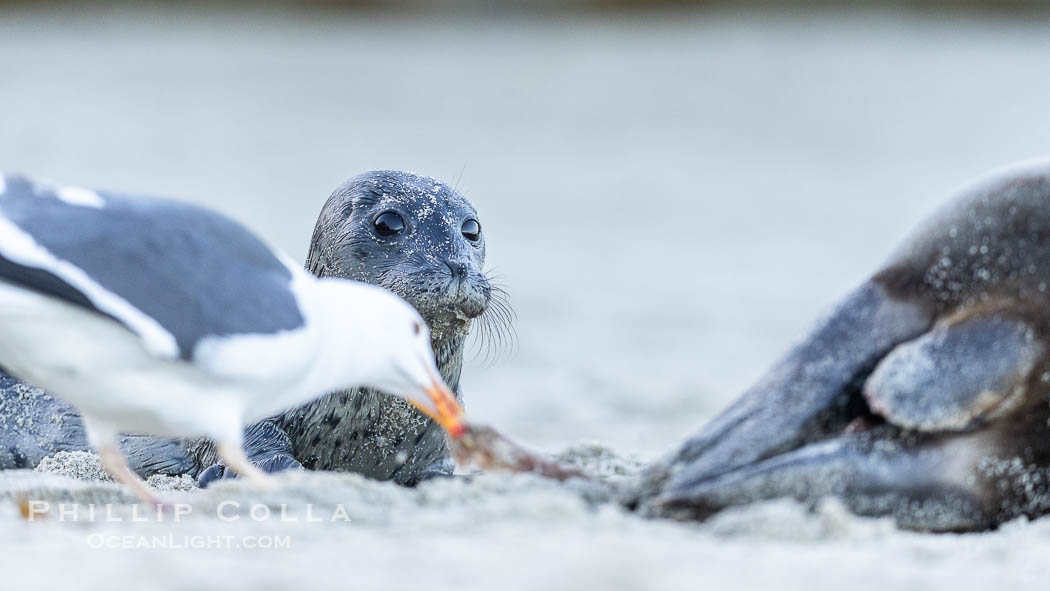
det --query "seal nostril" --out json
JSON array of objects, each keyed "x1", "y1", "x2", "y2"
[{"x1": 446, "y1": 261, "x2": 468, "y2": 282}]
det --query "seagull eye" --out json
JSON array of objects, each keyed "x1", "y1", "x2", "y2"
[
  {"x1": 412, "y1": 321, "x2": 423, "y2": 336},
  {"x1": 461, "y1": 218, "x2": 481, "y2": 242},
  {"x1": 374, "y1": 212, "x2": 406, "y2": 237}
]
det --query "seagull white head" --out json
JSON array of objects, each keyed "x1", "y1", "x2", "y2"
[{"x1": 310, "y1": 278, "x2": 467, "y2": 439}]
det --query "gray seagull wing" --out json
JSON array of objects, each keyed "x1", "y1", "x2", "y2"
[{"x1": 0, "y1": 173, "x2": 306, "y2": 365}]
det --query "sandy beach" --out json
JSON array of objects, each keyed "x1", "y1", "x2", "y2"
[
  {"x1": 4, "y1": 448, "x2": 1050, "y2": 591},
  {"x1": 2, "y1": 3, "x2": 1050, "y2": 589}
]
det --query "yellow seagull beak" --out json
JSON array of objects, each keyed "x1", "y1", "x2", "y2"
[{"x1": 410, "y1": 373, "x2": 466, "y2": 439}]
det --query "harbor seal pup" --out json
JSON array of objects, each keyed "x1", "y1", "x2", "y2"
[{"x1": 0, "y1": 170, "x2": 511, "y2": 486}]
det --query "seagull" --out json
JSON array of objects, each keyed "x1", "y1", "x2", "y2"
[{"x1": 0, "y1": 173, "x2": 466, "y2": 504}]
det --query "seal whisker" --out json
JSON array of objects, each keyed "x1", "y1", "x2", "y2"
[
  {"x1": 454, "y1": 164, "x2": 467, "y2": 192},
  {"x1": 468, "y1": 277, "x2": 517, "y2": 365}
]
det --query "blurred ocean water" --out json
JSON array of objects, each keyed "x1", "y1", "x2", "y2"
[{"x1": 2, "y1": 4, "x2": 1049, "y2": 458}]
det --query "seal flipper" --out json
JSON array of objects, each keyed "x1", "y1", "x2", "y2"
[
  {"x1": 659, "y1": 281, "x2": 931, "y2": 491},
  {"x1": 197, "y1": 418, "x2": 303, "y2": 488},
  {"x1": 402, "y1": 456, "x2": 456, "y2": 486},
  {"x1": 647, "y1": 312, "x2": 1049, "y2": 531},
  {"x1": 0, "y1": 370, "x2": 90, "y2": 468},
  {"x1": 121, "y1": 434, "x2": 201, "y2": 477},
  {"x1": 0, "y1": 369, "x2": 203, "y2": 477},
  {"x1": 864, "y1": 314, "x2": 1044, "y2": 432},
  {"x1": 652, "y1": 429, "x2": 998, "y2": 532}
]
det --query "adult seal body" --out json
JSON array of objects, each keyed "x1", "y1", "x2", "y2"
[
  {"x1": 635, "y1": 157, "x2": 1050, "y2": 531},
  {"x1": 0, "y1": 170, "x2": 508, "y2": 486}
]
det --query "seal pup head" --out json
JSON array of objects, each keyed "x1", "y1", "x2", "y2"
[{"x1": 306, "y1": 170, "x2": 510, "y2": 347}]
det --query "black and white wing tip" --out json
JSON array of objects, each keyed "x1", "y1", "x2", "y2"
[{"x1": 0, "y1": 173, "x2": 314, "y2": 382}]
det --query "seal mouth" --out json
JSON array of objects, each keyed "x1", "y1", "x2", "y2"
[
  {"x1": 393, "y1": 267, "x2": 514, "y2": 358},
  {"x1": 425, "y1": 303, "x2": 484, "y2": 342},
  {"x1": 443, "y1": 299, "x2": 488, "y2": 321},
  {"x1": 441, "y1": 284, "x2": 488, "y2": 320},
  {"x1": 435, "y1": 269, "x2": 490, "y2": 322}
]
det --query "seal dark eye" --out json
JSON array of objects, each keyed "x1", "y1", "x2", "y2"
[
  {"x1": 374, "y1": 212, "x2": 406, "y2": 237},
  {"x1": 461, "y1": 218, "x2": 481, "y2": 242}
]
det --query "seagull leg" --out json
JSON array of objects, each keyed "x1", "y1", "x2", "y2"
[
  {"x1": 97, "y1": 443, "x2": 163, "y2": 506},
  {"x1": 216, "y1": 441, "x2": 276, "y2": 491},
  {"x1": 83, "y1": 418, "x2": 163, "y2": 505}
]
